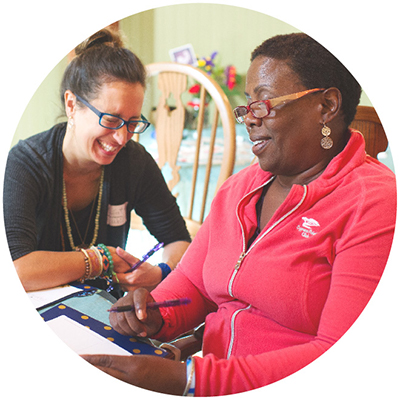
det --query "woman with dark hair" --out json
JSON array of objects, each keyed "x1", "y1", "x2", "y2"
[
  {"x1": 84, "y1": 33, "x2": 395, "y2": 396},
  {"x1": 3, "y1": 29, "x2": 191, "y2": 296}
]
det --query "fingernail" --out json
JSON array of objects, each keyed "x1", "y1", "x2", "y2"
[
  {"x1": 137, "y1": 309, "x2": 144, "y2": 320},
  {"x1": 138, "y1": 331, "x2": 147, "y2": 337}
]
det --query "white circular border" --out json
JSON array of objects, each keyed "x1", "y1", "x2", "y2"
[{"x1": 1, "y1": 1, "x2": 398, "y2": 399}]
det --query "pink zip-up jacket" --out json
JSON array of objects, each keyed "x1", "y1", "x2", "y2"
[{"x1": 152, "y1": 130, "x2": 396, "y2": 396}]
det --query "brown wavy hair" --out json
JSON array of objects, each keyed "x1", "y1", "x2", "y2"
[{"x1": 60, "y1": 28, "x2": 146, "y2": 105}]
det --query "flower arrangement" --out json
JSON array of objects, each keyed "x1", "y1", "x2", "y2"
[
  {"x1": 187, "y1": 51, "x2": 243, "y2": 106},
  {"x1": 185, "y1": 51, "x2": 244, "y2": 128}
]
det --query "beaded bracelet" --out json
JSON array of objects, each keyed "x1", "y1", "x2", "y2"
[
  {"x1": 96, "y1": 244, "x2": 119, "y2": 283},
  {"x1": 183, "y1": 356, "x2": 195, "y2": 396},
  {"x1": 78, "y1": 248, "x2": 92, "y2": 283},
  {"x1": 157, "y1": 262, "x2": 172, "y2": 281}
]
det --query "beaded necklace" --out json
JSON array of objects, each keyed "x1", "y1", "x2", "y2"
[
  {"x1": 62, "y1": 167, "x2": 104, "y2": 250},
  {"x1": 69, "y1": 195, "x2": 96, "y2": 247}
]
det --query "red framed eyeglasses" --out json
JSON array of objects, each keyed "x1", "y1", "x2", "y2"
[{"x1": 233, "y1": 88, "x2": 325, "y2": 123}]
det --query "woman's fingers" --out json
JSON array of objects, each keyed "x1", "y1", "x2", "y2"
[
  {"x1": 115, "y1": 246, "x2": 138, "y2": 265},
  {"x1": 108, "y1": 289, "x2": 160, "y2": 337}
]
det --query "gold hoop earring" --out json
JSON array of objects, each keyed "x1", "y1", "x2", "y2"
[{"x1": 321, "y1": 124, "x2": 333, "y2": 149}]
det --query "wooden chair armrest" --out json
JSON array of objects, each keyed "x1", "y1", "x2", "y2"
[{"x1": 167, "y1": 323, "x2": 205, "y2": 361}]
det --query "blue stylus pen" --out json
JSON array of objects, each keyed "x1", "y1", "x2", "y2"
[{"x1": 125, "y1": 242, "x2": 164, "y2": 273}]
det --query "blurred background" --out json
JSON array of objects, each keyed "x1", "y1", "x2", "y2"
[{"x1": 12, "y1": 3, "x2": 376, "y2": 146}]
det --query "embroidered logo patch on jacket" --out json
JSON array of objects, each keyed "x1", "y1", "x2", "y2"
[{"x1": 296, "y1": 217, "x2": 320, "y2": 238}]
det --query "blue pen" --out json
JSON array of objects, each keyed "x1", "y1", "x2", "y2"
[{"x1": 126, "y1": 242, "x2": 164, "y2": 273}]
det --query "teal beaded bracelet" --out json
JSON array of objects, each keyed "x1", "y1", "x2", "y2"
[
  {"x1": 96, "y1": 244, "x2": 119, "y2": 283},
  {"x1": 158, "y1": 262, "x2": 172, "y2": 281}
]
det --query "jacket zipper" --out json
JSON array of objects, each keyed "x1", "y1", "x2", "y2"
[
  {"x1": 227, "y1": 179, "x2": 274, "y2": 297},
  {"x1": 226, "y1": 304, "x2": 251, "y2": 359},
  {"x1": 226, "y1": 184, "x2": 308, "y2": 358}
]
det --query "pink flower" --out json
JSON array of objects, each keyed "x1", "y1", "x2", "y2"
[{"x1": 225, "y1": 65, "x2": 236, "y2": 90}]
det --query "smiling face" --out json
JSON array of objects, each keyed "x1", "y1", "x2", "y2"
[
  {"x1": 64, "y1": 80, "x2": 145, "y2": 169},
  {"x1": 244, "y1": 56, "x2": 331, "y2": 181}
]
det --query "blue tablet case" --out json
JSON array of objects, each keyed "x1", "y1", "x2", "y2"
[{"x1": 41, "y1": 303, "x2": 169, "y2": 358}]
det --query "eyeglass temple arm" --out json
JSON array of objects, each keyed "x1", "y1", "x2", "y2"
[
  {"x1": 75, "y1": 94, "x2": 102, "y2": 118},
  {"x1": 268, "y1": 88, "x2": 324, "y2": 108}
]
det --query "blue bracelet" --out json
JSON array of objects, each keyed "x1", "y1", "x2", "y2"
[{"x1": 157, "y1": 262, "x2": 172, "y2": 281}]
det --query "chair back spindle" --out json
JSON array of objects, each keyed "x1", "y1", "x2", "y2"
[{"x1": 132, "y1": 62, "x2": 236, "y2": 238}]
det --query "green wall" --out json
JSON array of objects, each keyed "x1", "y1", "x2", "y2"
[{"x1": 12, "y1": 3, "x2": 371, "y2": 147}]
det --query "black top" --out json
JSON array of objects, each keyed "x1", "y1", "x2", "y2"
[{"x1": 3, "y1": 123, "x2": 191, "y2": 261}]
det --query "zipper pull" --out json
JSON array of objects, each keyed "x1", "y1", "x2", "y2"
[{"x1": 235, "y1": 252, "x2": 246, "y2": 270}]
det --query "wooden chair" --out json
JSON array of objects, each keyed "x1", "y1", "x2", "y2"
[
  {"x1": 350, "y1": 105, "x2": 388, "y2": 159},
  {"x1": 131, "y1": 62, "x2": 236, "y2": 238}
]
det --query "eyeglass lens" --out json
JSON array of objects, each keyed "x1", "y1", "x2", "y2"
[
  {"x1": 100, "y1": 115, "x2": 148, "y2": 133},
  {"x1": 251, "y1": 102, "x2": 269, "y2": 118},
  {"x1": 234, "y1": 102, "x2": 269, "y2": 123}
]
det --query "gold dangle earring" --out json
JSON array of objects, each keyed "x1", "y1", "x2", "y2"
[
  {"x1": 68, "y1": 116, "x2": 74, "y2": 129},
  {"x1": 320, "y1": 123, "x2": 333, "y2": 149}
]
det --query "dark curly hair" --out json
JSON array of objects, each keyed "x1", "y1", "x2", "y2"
[
  {"x1": 251, "y1": 33, "x2": 361, "y2": 126},
  {"x1": 60, "y1": 28, "x2": 146, "y2": 105}
]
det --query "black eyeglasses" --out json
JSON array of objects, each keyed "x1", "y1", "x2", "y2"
[
  {"x1": 233, "y1": 88, "x2": 325, "y2": 123},
  {"x1": 75, "y1": 94, "x2": 150, "y2": 134}
]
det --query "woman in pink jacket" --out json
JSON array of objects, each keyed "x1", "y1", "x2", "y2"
[{"x1": 82, "y1": 33, "x2": 396, "y2": 396}]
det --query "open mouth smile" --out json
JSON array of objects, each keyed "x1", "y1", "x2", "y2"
[
  {"x1": 250, "y1": 137, "x2": 271, "y2": 156},
  {"x1": 98, "y1": 139, "x2": 118, "y2": 153},
  {"x1": 252, "y1": 139, "x2": 267, "y2": 146}
]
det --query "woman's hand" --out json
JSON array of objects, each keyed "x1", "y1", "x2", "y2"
[
  {"x1": 106, "y1": 246, "x2": 131, "y2": 273},
  {"x1": 81, "y1": 354, "x2": 186, "y2": 395},
  {"x1": 108, "y1": 247, "x2": 163, "y2": 292},
  {"x1": 109, "y1": 289, "x2": 163, "y2": 338}
]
